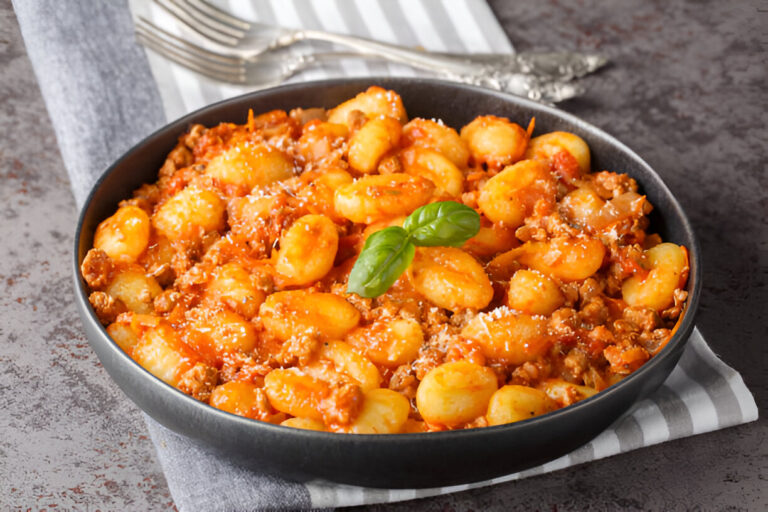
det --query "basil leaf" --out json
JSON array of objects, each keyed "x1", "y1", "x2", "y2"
[
  {"x1": 347, "y1": 226, "x2": 415, "y2": 298},
  {"x1": 403, "y1": 201, "x2": 481, "y2": 247}
]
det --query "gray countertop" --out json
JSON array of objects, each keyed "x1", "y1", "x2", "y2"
[{"x1": 1, "y1": 0, "x2": 765, "y2": 510}]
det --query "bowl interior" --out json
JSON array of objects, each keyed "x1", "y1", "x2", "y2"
[{"x1": 74, "y1": 77, "x2": 701, "y2": 488}]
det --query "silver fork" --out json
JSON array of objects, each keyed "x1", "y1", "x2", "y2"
[
  {"x1": 154, "y1": 0, "x2": 607, "y2": 83},
  {"x1": 135, "y1": 17, "x2": 584, "y2": 103}
]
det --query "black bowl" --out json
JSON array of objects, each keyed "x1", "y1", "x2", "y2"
[{"x1": 73, "y1": 78, "x2": 701, "y2": 489}]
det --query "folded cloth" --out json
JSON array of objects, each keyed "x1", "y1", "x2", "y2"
[{"x1": 13, "y1": 0, "x2": 758, "y2": 510}]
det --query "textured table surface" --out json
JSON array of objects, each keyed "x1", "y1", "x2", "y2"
[{"x1": 1, "y1": 0, "x2": 765, "y2": 510}]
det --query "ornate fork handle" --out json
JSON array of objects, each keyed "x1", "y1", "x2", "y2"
[
  {"x1": 447, "y1": 51, "x2": 608, "y2": 82},
  {"x1": 282, "y1": 30, "x2": 606, "y2": 83},
  {"x1": 298, "y1": 54, "x2": 584, "y2": 104}
]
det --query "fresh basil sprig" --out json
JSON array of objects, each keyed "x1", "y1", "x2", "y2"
[
  {"x1": 347, "y1": 201, "x2": 480, "y2": 298},
  {"x1": 403, "y1": 201, "x2": 481, "y2": 247}
]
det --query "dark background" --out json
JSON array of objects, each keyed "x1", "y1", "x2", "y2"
[{"x1": 1, "y1": 0, "x2": 765, "y2": 509}]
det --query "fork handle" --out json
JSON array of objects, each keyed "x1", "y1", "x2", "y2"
[
  {"x1": 289, "y1": 29, "x2": 485, "y2": 76},
  {"x1": 302, "y1": 53, "x2": 584, "y2": 104}
]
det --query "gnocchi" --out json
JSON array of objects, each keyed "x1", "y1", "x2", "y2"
[
  {"x1": 410, "y1": 247, "x2": 493, "y2": 311},
  {"x1": 275, "y1": 214, "x2": 339, "y2": 286},
  {"x1": 259, "y1": 291, "x2": 360, "y2": 341},
  {"x1": 83, "y1": 87, "x2": 689, "y2": 433},
  {"x1": 94, "y1": 205, "x2": 150, "y2": 263},
  {"x1": 416, "y1": 361, "x2": 498, "y2": 427},
  {"x1": 477, "y1": 159, "x2": 556, "y2": 228},
  {"x1": 460, "y1": 115, "x2": 531, "y2": 169},
  {"x1": 334, "y1": 173, "x2": 435, "y2": 224},
  {"x1": 205, "y1": 143, "x2": 294, "y2": 191},
  {"x1": 487, "y1": 385, "x2": 556, "y2": 426}
]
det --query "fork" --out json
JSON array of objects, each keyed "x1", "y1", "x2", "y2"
[
  {"x1": 153, "y1": 0, "x2": 607, "y2": 83},
  {"x1": 135, "y1": 17, "x2": 584, "y2": 103}
]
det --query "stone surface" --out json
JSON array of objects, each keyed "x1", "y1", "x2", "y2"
[{"x1": 0, "y1": 0, "x2": 765, "y2": 510}]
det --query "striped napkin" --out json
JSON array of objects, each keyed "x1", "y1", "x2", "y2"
[
  {"x1": 14, "y1": 0, "x2": 757, "y2": 510},
  {"x1": 129, "y1": 0, "x2": 514, "y2": 121}
]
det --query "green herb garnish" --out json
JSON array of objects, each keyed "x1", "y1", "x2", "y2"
[{"x1": 347, "y1": 201, "x2": 480, "y2": 298}]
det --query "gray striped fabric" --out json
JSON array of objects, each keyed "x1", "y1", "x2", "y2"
[
  {"x1": 128, "y1": 0, "x2": 514, "y2": 120},
  {"x1": 14, "y1": 0, "x2": 757, "y2": 509}
]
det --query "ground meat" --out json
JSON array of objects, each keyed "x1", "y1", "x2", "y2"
[
  {"x1": 80, "y1": 249, "x2": 114, "y2": 290},
  {"x1": 579, "y1": 278, "x2": 604, "y2": 304},
  {"x1": 412, "y1": 344, "x2": 444, "y2": 381},
  {"x1": 88, "y1": 291, "x2": 126, "y2": 325},
  {"x1": 177, "y1": 362, "x2": 218, "y2": 402},
  {"x1": 153, "y1": 289, "x2": 181, "y2": 314},
  {"x1": 560, "y1": 283, "x2": 580, "y2": 308},
  {"x1": 510, "y1": 360, "x2": 551, "y2": 387},
  {"x1": 342, "y1": 291, "x2": 374, "y2": 322},
  {"x1": 249, "y1": 387, "x2": 286, "y2": 423},
  {"x1": 219, "y1": 352, "x2": 271, "y2": 384},
  {"x1": 275, "y1": 331, "x2": 321, "y2": 367},
  {"x1": 158, "y1": 157, "x2": 176, "y2": 179},
  {"x1": 169, "y1": 145, "x2": 193, "y2": 168},
  {"x1": 586, "y1": 325, "x2": 615, "y2": 358},
  {"x1": 548, "y1": 308, "x2": 578, "y2": 340},
  {"x1": 638, "y1": 327, "x2": 673, "y2": 355},
  {"x1": 563, "y1": 348, "x2": 588, "y2": 381},
  {"x1": 319, "y1": 382, "x2": 363, "y2": 426},
  {"x1": 183, "y1": 124, "x2": 206, "y2": 149},
  {"x1": 516, "y1": 211, "x2": 579, "y2": 242},
  {"x1": 603, "y1": 345, "x2": 649, "y2": 375},
  {"x1": 389, "y1": 364, "x2": 418, "y2": 400},
  {"x1": 464, "y1": 416, "x2": 489, "y2": 429},
  {"x1": 589, "y1": 171, "x2": 638, "y2": 199},
  {"x1": 579, "y1": 296, "x2": 610, "y2": 326},
  {"x1": 623, "y1": 306, "x2": 659, "y2": 333},
  {"x1": 661, "y1": 289, "x2": 688, "y2": 321}
]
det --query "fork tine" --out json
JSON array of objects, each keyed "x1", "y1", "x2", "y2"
[
  {"x1": 137, "y1": 33, "x2": 245, "y2": 84},
  {"x1": 135, "y1": 28, "x2": 245, "y2": 83},
  {"x1": 169, "y1": 0, "x2": 248, "y2": 38},
  {"x1": 186, "y1": 0, "x2": 251, "y2": 31},
  {"x1": 153, "y1": 0, "x2": 242, "y2": 46},
  {"x1": 136, "y1": 16, "x2": 243, "y2": 66}
]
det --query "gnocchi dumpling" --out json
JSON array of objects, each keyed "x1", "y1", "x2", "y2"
[
  {"x1": 346, "y1": 317, "x2": 423, "y2": 367},
  {"x1": 416, "y1": 361, "x2": 498, "y2": 427},
  {"x1": 259, "y1": 291, "x2": 361, "y2": 341},
  {"x1": 327, "y1": 86, "x2": 407, "y2": 127},
  {"x1": 345, "y1": 388, "x2": 410, "y2": 434},
  {"x1": 410, "y1": 247, "x2": 493, "y2": 311},
  {"x1": 152, "y1": 186, "x2": 225, "y2": 241},
  {"x1": 622, "y1": 243, "x2": 687, "y2": 311},
  {"x1": 275, "y1": 214, "x2": 339, "y2": 286},
  {"x1": 264, "y1": 368, "x2": 329, "y2": 422},
  {"x1": 205, "y1": 143, "x2": 294, "y2": 191},
  {"x1": 461, "y1": 115, "x2": 531, "y2": 168},
  {"x1": 507, "y1": 269, "x2": 564, "y2": 316},
  {"x1": 477, "y1": 159, "x2": 556, "y2": 228},
  {"x1": 524, "y1": 131, "x2": 591, "y2": 176},
  {"x1": 105, "y1": 268, "x2": 162, "y2": 315},
  {"x1": 400, "y1": 146, "x2": 464, "y2": 198},
  {"x1": 402, "y1": 118, "x2": 470, "y2": 168},
  {"x1": 347, "y1": 116, "x2": 402, "y2": 174},
  {"x1": 334, "y1": 173, "x2": 435, "y2": 224},
  {"x1": 94, "y1": 205, "x2": 151, "y2": 263},
  {"x1": 318, "y1": 340, "x2": 382, "y2": 392},
  {"x1": 132, "y1": 324, "x2": 198, "y2": 386},
  {"x1": 516, "y1": 237, "x2": 606, "y2": 282},
  {"x1": 461, "y1": 310, "x2": 550, "y2": 364},
  {"x1": 203, "y1": 263, "x2": 266, "y2": 319},
  {"x1": 487, "y1": 385, "x2": 556, "y2": 425}
]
